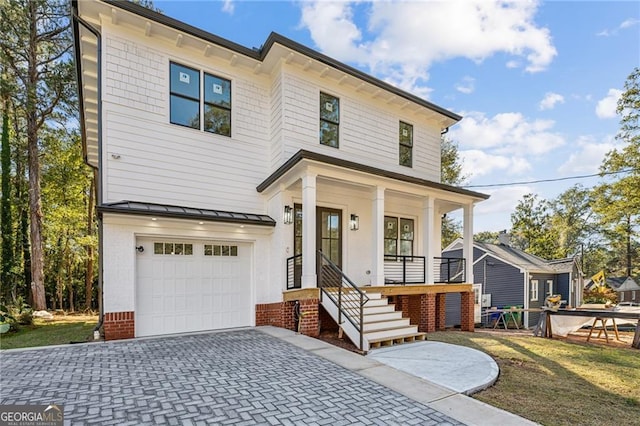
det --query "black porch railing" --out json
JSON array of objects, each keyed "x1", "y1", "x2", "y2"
[
  {"x1": 434, "y1": 257, "x2": 466, "y2": 283},
  {"x1": 317, "y1": 250, "x2": 369, "y2": 350},
  {"x1": 286, "y1": 254, "x2": 302, "y2": 290},
  {"x1": 383, "y1": 255, "x2": 426, "y2": 284}
]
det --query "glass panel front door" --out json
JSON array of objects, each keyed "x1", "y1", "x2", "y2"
[{"x1": 317, "y1": 207, "x2": 342, "y2": 268}]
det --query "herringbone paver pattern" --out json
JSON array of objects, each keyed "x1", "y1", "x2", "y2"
[{"x1": 0, "y1": 329, "x2": 463, "y2": 425}]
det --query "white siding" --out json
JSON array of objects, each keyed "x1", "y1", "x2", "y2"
[{"x1": 270, "y1": 72, "x2": 284, "y2": 169}]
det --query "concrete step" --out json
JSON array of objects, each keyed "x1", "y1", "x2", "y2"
[
  {"x1": 363, "y1": 318, "x2": 411, "y2": 332},
  {"x1": 362, "y1": 311, "x2": 403, "y2": 322},
  {"x1": 363, "y1": 325, "x2": 419, "y2": 341}
]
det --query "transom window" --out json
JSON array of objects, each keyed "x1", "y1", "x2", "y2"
[
  {"x1": 384, "y1": 216, "x2": 414, "y2": 256},
  {"x1": 399, "y1": 121, "x2": 413, "y2": 167},
  {"x1": 204, "y1": 244, "x2": 238, "y2": 256},
  {"x1": 530, "y1": 279, "x2": 539, "y2": 301},
  {"x1": 170, "y1": 62, "x2": 231, "y2": 137},
  {"x1": 154, "y1": 242, "x2": 193, "y2": 256},
  {"x1": 320, "y1": 92, "x2": 339, "y2": 148}
]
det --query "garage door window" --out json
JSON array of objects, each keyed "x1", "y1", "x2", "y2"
[
  {"x1": 204, "y1": 244, "x2": 238, "y2": 256},
  {"x1": 154, "y1": 242, "x2": 193, "y2": 255}
]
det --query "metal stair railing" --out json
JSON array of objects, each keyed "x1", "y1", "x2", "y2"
[{"x1": 317, "y1": 250, "x2": 369, "y2": 350}]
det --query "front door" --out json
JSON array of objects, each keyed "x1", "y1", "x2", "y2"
[{"x1": 316, "y1": 207, "x2": 342, "y2": 269}]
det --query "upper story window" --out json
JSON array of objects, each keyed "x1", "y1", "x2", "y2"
[
  {"x1": 384, "y1": 216, "x2": 414, "y2": 257},
  {"x1": 169, "y1": 62, "x2": 231, "y2": 137},
  {"x1": 320, "y1": 92, "x2": 339, "y2": 148},
  {"x1": 399, "y1": 121, "x2": 413, "y2": 167}
]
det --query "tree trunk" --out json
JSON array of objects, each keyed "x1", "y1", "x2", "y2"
[
  {"x1": 85, "y1": 178, "x2": 95, "y2": 310},
  {"x1": 26, "y1": 0, "x2": 46, "y2": 310}
]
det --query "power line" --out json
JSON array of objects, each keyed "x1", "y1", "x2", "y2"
[{"x1": 463, "y1": 168, "x2": 637, "y2": 189}]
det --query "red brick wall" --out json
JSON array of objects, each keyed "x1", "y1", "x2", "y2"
[
  {"x1": 255, "y1": 299, "x2": 318, "y2": 336},
  {"x1": 407, "y1": 295, "x2": 421, "y2": 326},
  {"x1": 436, "y1": 293, "x2": 447, "y2": 331},
  {"x1": 104, "y1": 311, "x2": 134, "y2": 340},
  {"x1": 460, "y1": 291, "x2": 475, "y2": 332},
  {"x1": 298, "y1": 299, "x2": 319, "y2": 337},
  {"x1": 256, "y1": 302, "x2": 286, "y2": 328},
  {"x1": 419, "y1": 294, "x2": 436, "y2": 333}
]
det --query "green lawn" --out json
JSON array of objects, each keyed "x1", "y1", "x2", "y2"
[
  {"x1": 0, "y1": 314, "x2": 98, "y2": 350},
  {"x1": 429, "y1": 330, "x2": 640, "y2": 426}
]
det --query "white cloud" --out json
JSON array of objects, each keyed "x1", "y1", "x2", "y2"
[
  {"x1": 459, "y1": 150, "x2": 531, "y2": 178},
  {"x1": 450, "y1": 111, "x2": 565, "y2": 156},
  {"x1": 557, "y1": 135, "x2": 621, "y2": 175},
  {"x1": 299, "y1": 1, "x2": 556, "y2": 93},
  {"x1": 539, "y1": 92, "x2": 564, "y2": 110},
  {"x1": 221, "y1": 0, "x2": 234, "y2": 14},
  {"x1": 597, "y1": 17, "x2": 640, "y2": 36},
  {"x1": 455, "y1": 76, "x2": 475, "y2": 94},
  {"x1": 473, "y1": 185, "x2": 534, "y2": 231},
  {"x1": 595, "y1": 88, "x2": 622, "y2": 118}
]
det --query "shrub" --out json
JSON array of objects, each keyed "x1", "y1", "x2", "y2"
[{"x1": 583, "y1": 286, "x2": 618, "y2": 304}]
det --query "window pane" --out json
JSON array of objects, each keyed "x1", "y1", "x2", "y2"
[
  {"x1": 330, "y1": 241, "x2": 339, "y2": 263},
  {"x1": 400, "y1": 240, "x2": 413, "y2": 256},
  {"x1": 204, "y1": 105, "x2": 231, "y2": 136},
  {"x1": 230, "y1": 246, "x2": 238, "y2": 256},
  {"x1": 204, "y1": 74, "x2": 231, "y2": 108},
  {"x1": 174, "y1": 243, "x2": 184, "y2": 255},
  {"x1": 170, "y1": 63, "x2": 199, "y2": 100},
  {"x1": 222, "y1": 246, "x2": 230, "y2": 256},
  {"x1": 399, "y1": 144, "x2": 412, "y2": 167},
  {"x1": 213, "y1": 245, "x2": 221, "y2": 256},
  {"x1": 185, "y1": 244, "x2": 193, "y2": 255},
  {"x1": 399, "y1": 121, "x2": 413, "y2": 146},
  {"x1": 384, "y1": 217, "x2": 398, "y2": 239},
  {"x1": 384, "y1": 239, "x2": 397, "y2": 256},
  {"x1": 320, "y1": 92, "x2": 339, "y2": 123},
  {"x1": 320, "y1": 121, "x2": 338, "y2": 148},
  {"x1": 400, "y1": 219, "x2": 414, "y2": 241},
  {"x1": 204, "y1": 245, "x2": 212, "y2": 256},
  {"x1": 154, "y1": 243, "x2": 163, "y2": 255},
  {"x1": 164, "y1": 243, "x2": 174, "y2": 255},
  {"x1": 170, "y1": 95, "x2": 199, "y2": 129}
]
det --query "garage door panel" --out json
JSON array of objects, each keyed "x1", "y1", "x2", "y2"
[{"x1": 136, "y1": 238, "x2": 252, "y2": 337}]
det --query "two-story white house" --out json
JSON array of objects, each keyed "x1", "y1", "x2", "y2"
[{"x1": 73, "y1": 0, "x2": 488, "y2": 351}]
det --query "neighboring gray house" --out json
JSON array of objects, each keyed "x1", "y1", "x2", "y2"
[
  {"x1": 442, "y1": 238, "x2": 584, "y2": 329},
  {"x1": 585, "y1": 277, "x2": 640, "y2": 305}
]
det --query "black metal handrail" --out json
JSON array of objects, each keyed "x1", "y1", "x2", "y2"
[
  {"x1": 317, "y1": 250, "x2": 369, "y2": 350},
  {"x1": 286, "y1": 254, "x2": 302, "y2": 290},
  {"x1": 434, "y1": 257, "x2": 466, "y2": 283},
  {"x1": 383, "y1": 255, "x2": 426, "y2": 284}
]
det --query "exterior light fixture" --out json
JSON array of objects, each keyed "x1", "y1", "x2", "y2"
[
  {"x1": 349, "y1": 214, "x2": 359, "y2": 231},
  {"x1": 283, "y1": 205, "x2": 293, "y2": 225}
]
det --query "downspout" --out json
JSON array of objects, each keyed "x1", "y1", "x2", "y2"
[{"x1": 72, "y1": 6, "x2": 104, "y2": 336}]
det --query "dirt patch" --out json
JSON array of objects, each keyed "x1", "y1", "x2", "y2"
[{"x1": 315, "y1": 330, "x2": 363, "y2": 354}]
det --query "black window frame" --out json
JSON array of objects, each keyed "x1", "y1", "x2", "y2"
[
  {"x1": 384, "y1": 216, "x2": 414, "y2": 257},
  {"x1": 204, "y1": 73, "x2": 232, "y2": 137},
  {"x1": 319, "y1": 92, "x2": 340, "y2": 148},
  {"x1": 399, "y1": 121, "x2": 413, "y2": 167},
  {"x1": 170, "y1": 62, "x2": 201, "y2": 130}
]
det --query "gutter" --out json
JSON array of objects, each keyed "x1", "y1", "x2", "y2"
[{"x1": 72, "y1": 1, "x2": 104, "y2": 336}]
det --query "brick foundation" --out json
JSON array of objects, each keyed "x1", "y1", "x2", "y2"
[
  {"x1": 419, "y1": 293, "x2": 436, "y2": 332},
  {"x1": 460, "y1": 291, "x2": 475, "y2": 331},
  {"x1": 436, "y1": 293, "x2": 447, "y2": 331},
  {"x1": 104, "y1": 311, "x2": 135, "y2": 340},
  {"x1": 255, "y1": 299, "x2": 319, "y2": 337}
]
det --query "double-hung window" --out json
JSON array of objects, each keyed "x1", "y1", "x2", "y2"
[
  {"x1": 320, "y1": 92, "x2": 339, "y2": 148},
  {"x1": 399, "y1": 121, "x2": 413, "y2": 167},
  {"x1": 170, "y1": 62, "x2": 232, "y2": 137},
  {"x1": 530, "y1": 279, "x2": 539, "y2": 301},
  {"x1": 546, "y1": 279, "x2": 553, "y2": 297},
  {"x1": 384, "y1": 216, "x2": 414, "y2": 257}
]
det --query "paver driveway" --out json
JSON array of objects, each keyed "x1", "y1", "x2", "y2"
[{"x1": 0, "y1": 329, "x2": 462, "y2": 425}]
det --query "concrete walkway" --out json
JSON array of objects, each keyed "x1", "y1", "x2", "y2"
[
  {"x1": 266, "y1": 327, "x2": 536, "y2": 426},
  {"x1": 366, "y1": 341, "x2": 499, "y2": 395}
]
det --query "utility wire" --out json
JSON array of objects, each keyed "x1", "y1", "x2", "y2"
[{"x1": 463, "y1": 168, "x2": 637, "y2": 189}]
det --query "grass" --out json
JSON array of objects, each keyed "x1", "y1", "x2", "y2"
[
  {"x1": 429, "y1": 330, "x2": 640, "y2": 426},
  {"x1": 0, "y1": 314, "x2": 98, "y2": 350}
]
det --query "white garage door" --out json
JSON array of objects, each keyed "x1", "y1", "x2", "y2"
[{"x1": 135, "y1": 238, "x2": 252, "y2": 337}]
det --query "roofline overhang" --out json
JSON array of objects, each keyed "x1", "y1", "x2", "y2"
[
  {"x1": 97, "y1": 202, "x2": 276, "y2": 227},
  {"x1": 88, "y1": 0, "x2": 462, "y2": 124},
  {"x1": 256, "y1": 149, "x2": 490, "y2": 201}
]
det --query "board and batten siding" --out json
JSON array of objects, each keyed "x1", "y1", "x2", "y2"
[
  {"x1": 101, "y1": 30, "x2": 271, "y2": 213},
  {"x1": 277, "y1": 67, "x2": 442, "y2": 182}
]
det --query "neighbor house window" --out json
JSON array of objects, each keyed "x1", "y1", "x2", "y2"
[
  {"x1": 204, "y1": 73, "x2": 231, "y2": 136},
  {"x1": 399, "y1": 121, "x2": 413, "y2": 167},
  {"x1": 620, "y1": 292, "x2": 625, "y2": 302},
  {"x1": 530, "y1": 279, "x2": 539, "y2": 301},
  {"x1": 170, "y1": 62, "x2": 200, "y2": 129},
  {"x1": 546, "y1": 279, "x2": 553, "y2": 297},
  {"x1": 633, "y1": 291, "x2": 637, "y2": 300},
  {"x1": 320, "y1": 92, "x2": 339, "y2": 148},
  {"x1": 384, "y1": 216, "x2": 414, "y2": 256},
  {"x1": 170, "y1": 62, "x2": 232, "y2": 136}
]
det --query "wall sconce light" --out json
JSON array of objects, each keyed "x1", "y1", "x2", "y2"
[
  {"x1": 135, "y1": 245, "x2": 144, "y2": 253},
  {"x1": 283, "y1": 205, "x2": 293, "y2": 225},
  {"x1": 349, "y1": 214, "x2": 359, "y2": 231}
]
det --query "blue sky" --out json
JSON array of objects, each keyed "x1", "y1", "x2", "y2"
[{"x1": 155, "y1": 0, "x2": 639, "y2": 232}]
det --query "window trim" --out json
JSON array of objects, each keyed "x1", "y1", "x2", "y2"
[
  {"x1": 530, "y1": 279, "x2": 539, "y2": 301},
  {"x1": 546, "y1": 279, "x2": 553, "y2": 297},
  {"x1": 399, "y1": 121, "x2": 413, "y2": 168},
  {"x1": 319, "y1": 92, "x2": 340, "y2": 148}
]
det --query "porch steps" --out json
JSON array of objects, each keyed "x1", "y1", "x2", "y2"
[{"x1": 322, "y1": 289, "x2": 427, "y2": 352}]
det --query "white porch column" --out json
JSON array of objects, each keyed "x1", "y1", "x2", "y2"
[
  {"x1": 302, "y1": 173, "x2": 317, "y2": 288},
  {"x1": 463, "y1": 203, "x2": 474, "y2": 284},
  {"x1": 423, "y1": 197, "x2": 435, "y2": 284},
  {"x1": 371, "y1": 186, "x2": 385, "y2": 285}
]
